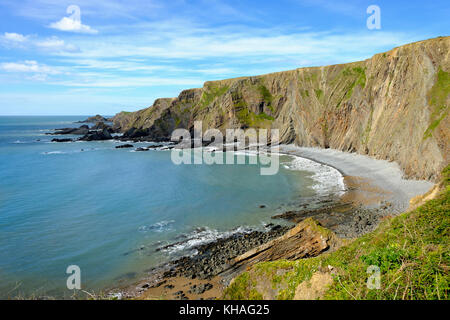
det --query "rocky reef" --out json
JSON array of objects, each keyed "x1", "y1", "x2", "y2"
[{"x1": 111, "y1": 37, "x2": 449, "y2": 181}]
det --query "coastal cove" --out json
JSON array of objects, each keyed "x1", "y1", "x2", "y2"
[
  {"x1": 117, "y1": 144, "x2": 434, "y2": 300},
  {"x1": 0, "y1": 116, "x2": 346, "y2": 299}
]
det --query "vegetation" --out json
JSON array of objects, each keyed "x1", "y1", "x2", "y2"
[
  {"x1": 199, "y1": 83, "x2": 230, "y2": 110},
  {"x1": 257, "y1": 84, "x2": 274, "y2": 112},
  {"x1": 423, "y1": 68, "x2": 449, "y2": 139},
  {"x1": 235, "y1": 106, "x2": 274, "y2": 128},
  {"x1": 223, "y1": 166, "x2": 449, "y2": 300},
  {"x1": 330, "y1": 65, "x2": 367, "y2": 108},
  {"x1": 315, "y1": 89, "x2": 324, "y2": 101},
  {"x1": 232, "y1": 86, "x2": 275, "y2": 128},
  {"x1": 300, "y1": 89, "x2": 309, "y2": 99},
  {"x1": 342, "y1": 66, "x2": 367, "y2": 100}
]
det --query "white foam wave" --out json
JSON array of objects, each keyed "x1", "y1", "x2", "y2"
[
  {"x1": 42, "y1": 151, "x2": 66, "y2": 155},
  {"x1": 159, "y1": 226, "x2": 254, "y2": 254},
  {"x1": 41, "y1": 147, "x2": 106, "y2": 155},
  {"x1": 285, "y1": 155, "x2": 346, "y2": 195},
  {"x1": 138, "y1": 220, "x2": 175, "y2": 233}
]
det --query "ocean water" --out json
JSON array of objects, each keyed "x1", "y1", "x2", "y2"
[{"x1": 0, "y1": 116, "x2": 342, "y2": 298}]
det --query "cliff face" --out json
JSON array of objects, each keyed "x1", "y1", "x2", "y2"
[{"x1": 112, "y1": 37, "x2": 449, "y2": 181}]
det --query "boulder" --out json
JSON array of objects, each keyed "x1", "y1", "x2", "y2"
[
  {"x1": 188, "y1": 283, "x2": 213, "y2": 295},
  {"x1": 91, "y1": 121, "x2": 109, "y2": 130},
  {"x1": 79, "y1": 128, "x2": 112, "y2": 141},
  {"x1": 123, "y1": 127, "x2": 149, "y2": 139},
  {"x1": 115, "y1": 144, "x2": 134, "y2": 149},
  {"x1": 52, "y1": 138, "x2": 73, "y2": 143}
]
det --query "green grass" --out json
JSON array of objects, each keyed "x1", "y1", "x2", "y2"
[
  {"x1": 342, "y1": 67, "x2": 367, "y2": 100},
  {"x1": 258, "y1": 85, "x2": 273, "y2": 104},
  {"x1": 235, "y1": 107, "x2": 274, "y2": 127},
  {"x1": 423, "y1": 68, "x2": 449, "y2": 139},
  {"x1": 315, "y1": 89, "x2": 324, "y2": 101},
  {"x1": 332, "y1": 66, "x2": 367, "y2": 108},
  {"x1": 198, "y1": 83, "x2": 230, "y2": 110},
  {"x1": 300, "y1": 89, "x2": 309, "y2": 99},
  {"x1": 233, "y1": 89, "x2": 275, "y2": 128},
  {"x1": 223, "y1": 166, "x2": 450, "y2": 300}
]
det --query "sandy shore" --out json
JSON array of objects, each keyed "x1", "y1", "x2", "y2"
[{"x1": 278, "y1": 145, "x2": 434, "y2": 213}]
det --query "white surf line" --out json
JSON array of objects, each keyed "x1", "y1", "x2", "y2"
[
  {"x1": 220, "y1": 145, "x2": 346, "y2": 196},
  {"x1": 278, "y1": 145, "x2": 435, "y2": 213}
]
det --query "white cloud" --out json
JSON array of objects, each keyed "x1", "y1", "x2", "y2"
[
  {"x1": 50, "y1": 16, "x2": 98, "y2": 34},
  {"x1": 0, "y1": 60, "x2": 60, "y2": 75},
  {"x1": 50, "y1": 76, "x2": 204, "y2": 88},
  {"x1": 54, "y1": 24, "x2": 419, "y2": 65},
  {"x1": 49, "y1": 5, "x2": 98, "y2": 34},
  {"x1": 35, "y1": 37, "x2": 79, "y2": 53},
  {"x1": 3, "y1": 32, "x2": 28, "y2": 42},
  {"x1": 0, "y1": 32, "x2": 79, "y2": 53}
]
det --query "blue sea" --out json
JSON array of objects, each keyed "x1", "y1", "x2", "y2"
[{"x1": 0, "y1": 116, "x2": 326, "y2": 298}]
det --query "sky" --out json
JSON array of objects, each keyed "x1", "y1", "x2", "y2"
[{"x1": 0, "y1": 0, "x2": 448, "y2": 115}]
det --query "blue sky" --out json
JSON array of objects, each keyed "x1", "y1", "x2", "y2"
[{"x1": 0, "y1": 0, "x2": 448, "y2": 115}]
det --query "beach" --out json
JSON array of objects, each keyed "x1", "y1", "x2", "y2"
[{"x1": 278, "y1": 145, "x2": 435, "y2": 212}]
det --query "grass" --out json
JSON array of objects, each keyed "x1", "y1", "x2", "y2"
[
  {"x1": 258, "y1": 85, "x2": 273, "y2": 104},
  {"x1": 235, "y1": 107, "x2": 274, "y2": 127},
  {"x1": 233, "y1": 90, "x2": 275, "y2": 128},
  {"x1": 423, "y1": 68, "x2": 449, "y2": 139},
  {"x1": 342, "y1": 67, "x2": 367, "y2": 100},
  {"x1": 331, "y1": 65, "x2": 367, "y2": 108},
  {"x1": 198, "y1": 83, "x2": 230, "y2": 110},
  {"x1": 315, "y1": 89, "x2": 324, "y2": 101},
  {"x1": 300, "y1": 89, "x2": 309, "y2": 99},
  {"x1": 257, "y1": 84, "x2": 275, "y2": 113},
  {"x1": 223, "y1": 166, "x2": 450, "y2": 300}
]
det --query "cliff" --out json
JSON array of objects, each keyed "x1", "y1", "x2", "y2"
[{"x1": 112, "y1": 37, "x2": 449, "y2": 181}]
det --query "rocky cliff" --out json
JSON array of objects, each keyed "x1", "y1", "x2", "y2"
[{"x1": 112, "y1": 37, "x2": 449, "y2": 181}]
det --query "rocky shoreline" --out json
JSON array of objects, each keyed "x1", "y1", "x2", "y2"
[
  {"x1": 109, "y1": 223, "x2": 293, "y2": 299},
  {"x1": 109, "y1": 187, "x2": 394, "y2": 300}
]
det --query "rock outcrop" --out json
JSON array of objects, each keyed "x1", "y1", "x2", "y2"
[
  {"x1": 77, "y1": 115, "x2": 109, "y2": 123},
  {"x1": 231, "y1": 218, "x2": 340, "y2": 269},
  {"x1": 51, "y1": 125, "x2": 90, "y2": 135},
  {"x1": 79, "y1": 128, "x2": 112, "y2": 141},
  {"x1": 111, "y1": 37, "x2": 449, "y2": 181}
]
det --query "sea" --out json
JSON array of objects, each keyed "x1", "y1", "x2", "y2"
[{"x1": 0, "y1": 116, "x2": 344, "y2": 298}]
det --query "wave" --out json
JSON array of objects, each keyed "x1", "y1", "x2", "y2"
[
  {"x1": 138, "y1": 220, "x2": 175, "y2": 233},
  {"x1": 284, "y1": 155, "x2": 346, "y2": 195},
  {"x1": 41, "y1": 147, "x2": 107, "y2": 155},
  {"x1": 157, "y1": 225, "x2": 254, "y2": 255},
  {"x1": 42, "y1": 151, "x2": 66, "y2": 155},
  {"x1": 12, "y1": 140, "x2": 47, "y2": 144},
  {"x1": 213, "y1": 147, "x2": 345, "y2": 196}
]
